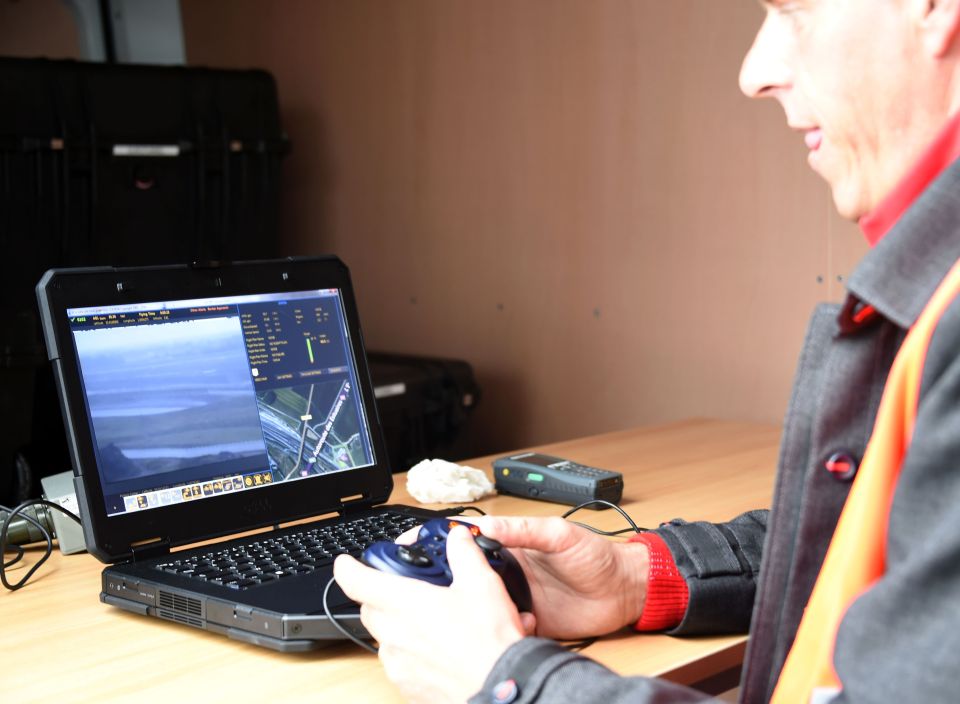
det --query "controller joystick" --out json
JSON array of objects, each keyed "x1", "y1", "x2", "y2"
[
  {"x1": 361, "y1": 519, "x2": 533, "y2": 612},
  {"x1": 396, "y1": 544, "x2": 433, "y2": 567}
]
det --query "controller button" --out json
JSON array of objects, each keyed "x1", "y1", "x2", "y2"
[
  {"x1": 474, "y1": 535, "x2": 503, "y2": 552},
  {"x1": 397, "y1": 546, "x2": 433, "y2": 567}
]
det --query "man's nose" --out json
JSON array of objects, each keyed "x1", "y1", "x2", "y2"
[{"x1": 739, "y1": 14, "x2": 792, "y2": 99}]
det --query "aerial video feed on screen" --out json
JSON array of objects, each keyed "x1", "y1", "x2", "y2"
[
  {"x1": 242, "y1": 296, "x2": 372, "y2": 479},
  {"x1": 256, "y1": 380, "x2": 367, "y2": 478},
  {"x1": 68, "y1": 290, "x2": 376, "y2": 516},
  {"x1": 71, "y1": 315, "x2": 268, "y2": 486}
]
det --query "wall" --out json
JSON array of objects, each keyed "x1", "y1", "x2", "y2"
[
  {"x1": 182, "y1": 1, "x2": 868, "y2": 457},
  {"x1": 0, "y1": 0, "x2": 80, "y2": 58},
  {"x1": 2, "y1": 2, "x2": 868, "y2": 458}
]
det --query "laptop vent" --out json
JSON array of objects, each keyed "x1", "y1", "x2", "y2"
[
  {"x1": 157, "y1": 609, "x2": 204, "y2": 628},
  {"x1": 158, "y1": 590, "x2": 203, "y2": 622}
]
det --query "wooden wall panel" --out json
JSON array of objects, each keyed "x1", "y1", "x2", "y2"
[
  {"x1": 174, "y1": 1, "x2": 865, "y2": 457},
  {"x1": 0, "y1": 0, "x2": 80, "y2": 58}
]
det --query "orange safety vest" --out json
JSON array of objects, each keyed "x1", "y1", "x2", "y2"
[{"x1": 771, "y1": 257, "x2": 960, "y2": 703}]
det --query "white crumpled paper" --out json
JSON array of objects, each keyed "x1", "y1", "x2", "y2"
[{"x1": 405, "y1": 458, "x2": 495, "y2": 504}]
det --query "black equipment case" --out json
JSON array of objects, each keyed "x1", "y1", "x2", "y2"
[
  {"x1": 0, "y1": 57, "x2": 288, "y2": 504},
  {"x1": 367, "y1": 352, "x2": 481, "y2": 472}
]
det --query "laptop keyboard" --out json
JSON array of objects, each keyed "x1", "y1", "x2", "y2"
[{"x1": 153, "y1": 511, "x2": 422, "y2": 590}]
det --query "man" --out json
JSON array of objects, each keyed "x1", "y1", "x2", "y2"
[{"x1": 335, "y1": 1, "x2": 960, "y2": 701}]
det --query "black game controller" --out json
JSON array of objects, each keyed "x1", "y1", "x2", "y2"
[{"x1": 361, "y1": 518, "x2": 533, "y2": 612}]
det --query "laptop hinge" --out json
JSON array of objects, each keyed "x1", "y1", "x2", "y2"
[
  {"x1": 337, "y1": 494, "x2": 368, "y2": 516},
  {"x1": 129, "y1": 538, "x2": 171, "y2": 562}
]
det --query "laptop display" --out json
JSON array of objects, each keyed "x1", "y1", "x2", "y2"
[{"x1": 66, "y1": 288, "x2": 376, "y2": 517}]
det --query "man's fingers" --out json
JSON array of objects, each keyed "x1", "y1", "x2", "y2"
[
  {"x1": 478, "y1": 515, "x2": 573, "y2": 552},
  {"x1": 334, "y1": 554, "x2": 431, "y2": 608},
  {"x1": 395, "y1": 525, "x2": 420, "y2": 545},
  {"x1": 447, "y1": 525, "x2": 498, "y2": 584},
  {"x1": 333, "y1": 554, "x2": 377, "y2": 603},
  {"x1": 337, "y1": 524, "x2": 518, "y2": 610},
  {"x1": 396, "y1": 518, "x2": 477, "y2": 545},
  {"x1": 359, "y1": 603, "x2": 390, "y2": 645}
]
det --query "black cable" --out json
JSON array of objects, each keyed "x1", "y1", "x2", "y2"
[
  {"x1": 451, "y1": 506, "x2": 487, "y2": 516},
  {"x1": 1, "y1": 499, "x2": 82, "y2": 592},
  {"x1": 1, "y1": 501, "x2": 54, "y2": 573},
  {"x1": 1, "y1": 501, "x2": 45, "y2": 573},
  {"x1": 560, "y1": 500, "x2": 648, "y2": 535},
  {"x1": 323, "y1": 576, "x2": 379, "y2": 655},
  {"x1": 1, "y1": 502, "x2": 52, "y2": 591},
  {"x1": 567, "y1": 523, "x2": 639, "y2": 537},
  {"x1": 562, "y1": 637, "x2": 598, "y2": 652},
  {"x1": 0, "y1": 502, "x2": 48, "y2": 535},
  {"x1": 2, "y1": 542, "x2": 25, "y2": 569}
]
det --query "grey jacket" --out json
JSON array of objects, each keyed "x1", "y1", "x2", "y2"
[{"x1": 470, "y1": 159, "x2": 960, "y2": 704}]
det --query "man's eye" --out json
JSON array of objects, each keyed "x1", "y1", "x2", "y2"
[
  {"x1": 766, "y1": 0, "x2": 804, "y2": 15},
  {"x1": 769, "y1": 2, "x2": 808, "y2": 30}
]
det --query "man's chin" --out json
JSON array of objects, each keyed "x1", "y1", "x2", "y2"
[
  {"x1": 806, "y1": 153, "x2": 868, "y2": 220},
  {"x1": 828, "y1": 181, "x2": 869, "y2": 222},
  {"x1": 832, "y1": 196, "x2": 869, "y2": 222}
]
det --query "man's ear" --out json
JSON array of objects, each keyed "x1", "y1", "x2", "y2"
[{"x1": 922, "y1": 0, "x2": 960, "y2": 58}]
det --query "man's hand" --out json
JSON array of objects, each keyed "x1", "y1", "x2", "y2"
[
  {"x1": 333, "y1": 526, "x2": 532, "y2": 704},
  {"x1": 476, "y1": 515, "x2": 650, "y2": 640}
]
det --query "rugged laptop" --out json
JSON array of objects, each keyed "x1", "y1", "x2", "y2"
[{"x1": 36, "y1": 257, "x2": 444, "y2": 651}]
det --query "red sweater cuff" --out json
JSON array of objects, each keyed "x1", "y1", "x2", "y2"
[{"x1": 628, "y1": 532, "x2": 689, "y2": 632}]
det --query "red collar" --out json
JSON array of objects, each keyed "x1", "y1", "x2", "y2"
[{"x1": 859, "y1": 112, "x2": 960, "y2": 246}]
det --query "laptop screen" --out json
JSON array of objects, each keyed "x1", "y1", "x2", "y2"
[{"x1": 66, "y1": 288, "x2": 377, "y2": 517}]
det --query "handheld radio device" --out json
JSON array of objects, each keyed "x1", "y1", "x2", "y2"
[{"x1": 492, "y1": 453, "x2": 623, "y2": 509}]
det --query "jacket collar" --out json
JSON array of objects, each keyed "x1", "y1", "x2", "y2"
[
  {"x1": 847, "y1": 155, "x2": 960, "y2": 330},
  {"x1": 859, "y1": 111, "x2": 960, "y2": 246}
]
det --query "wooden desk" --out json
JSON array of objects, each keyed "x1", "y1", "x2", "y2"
[{"x1": 1, "y1": 419, "x2": 780, "y2": 703}]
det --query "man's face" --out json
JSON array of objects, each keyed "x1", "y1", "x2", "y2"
[{"x1": 740, "y1": 0, "x2": 925, "y2": 220}]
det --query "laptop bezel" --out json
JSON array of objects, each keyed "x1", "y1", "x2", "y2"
[{"x1": 36, "y1": 256, "x2": 395, "y2": 563}]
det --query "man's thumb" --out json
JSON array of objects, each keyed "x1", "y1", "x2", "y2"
[{"x1": 447, "y1": 525, "x2": 496, "y2": 581}]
